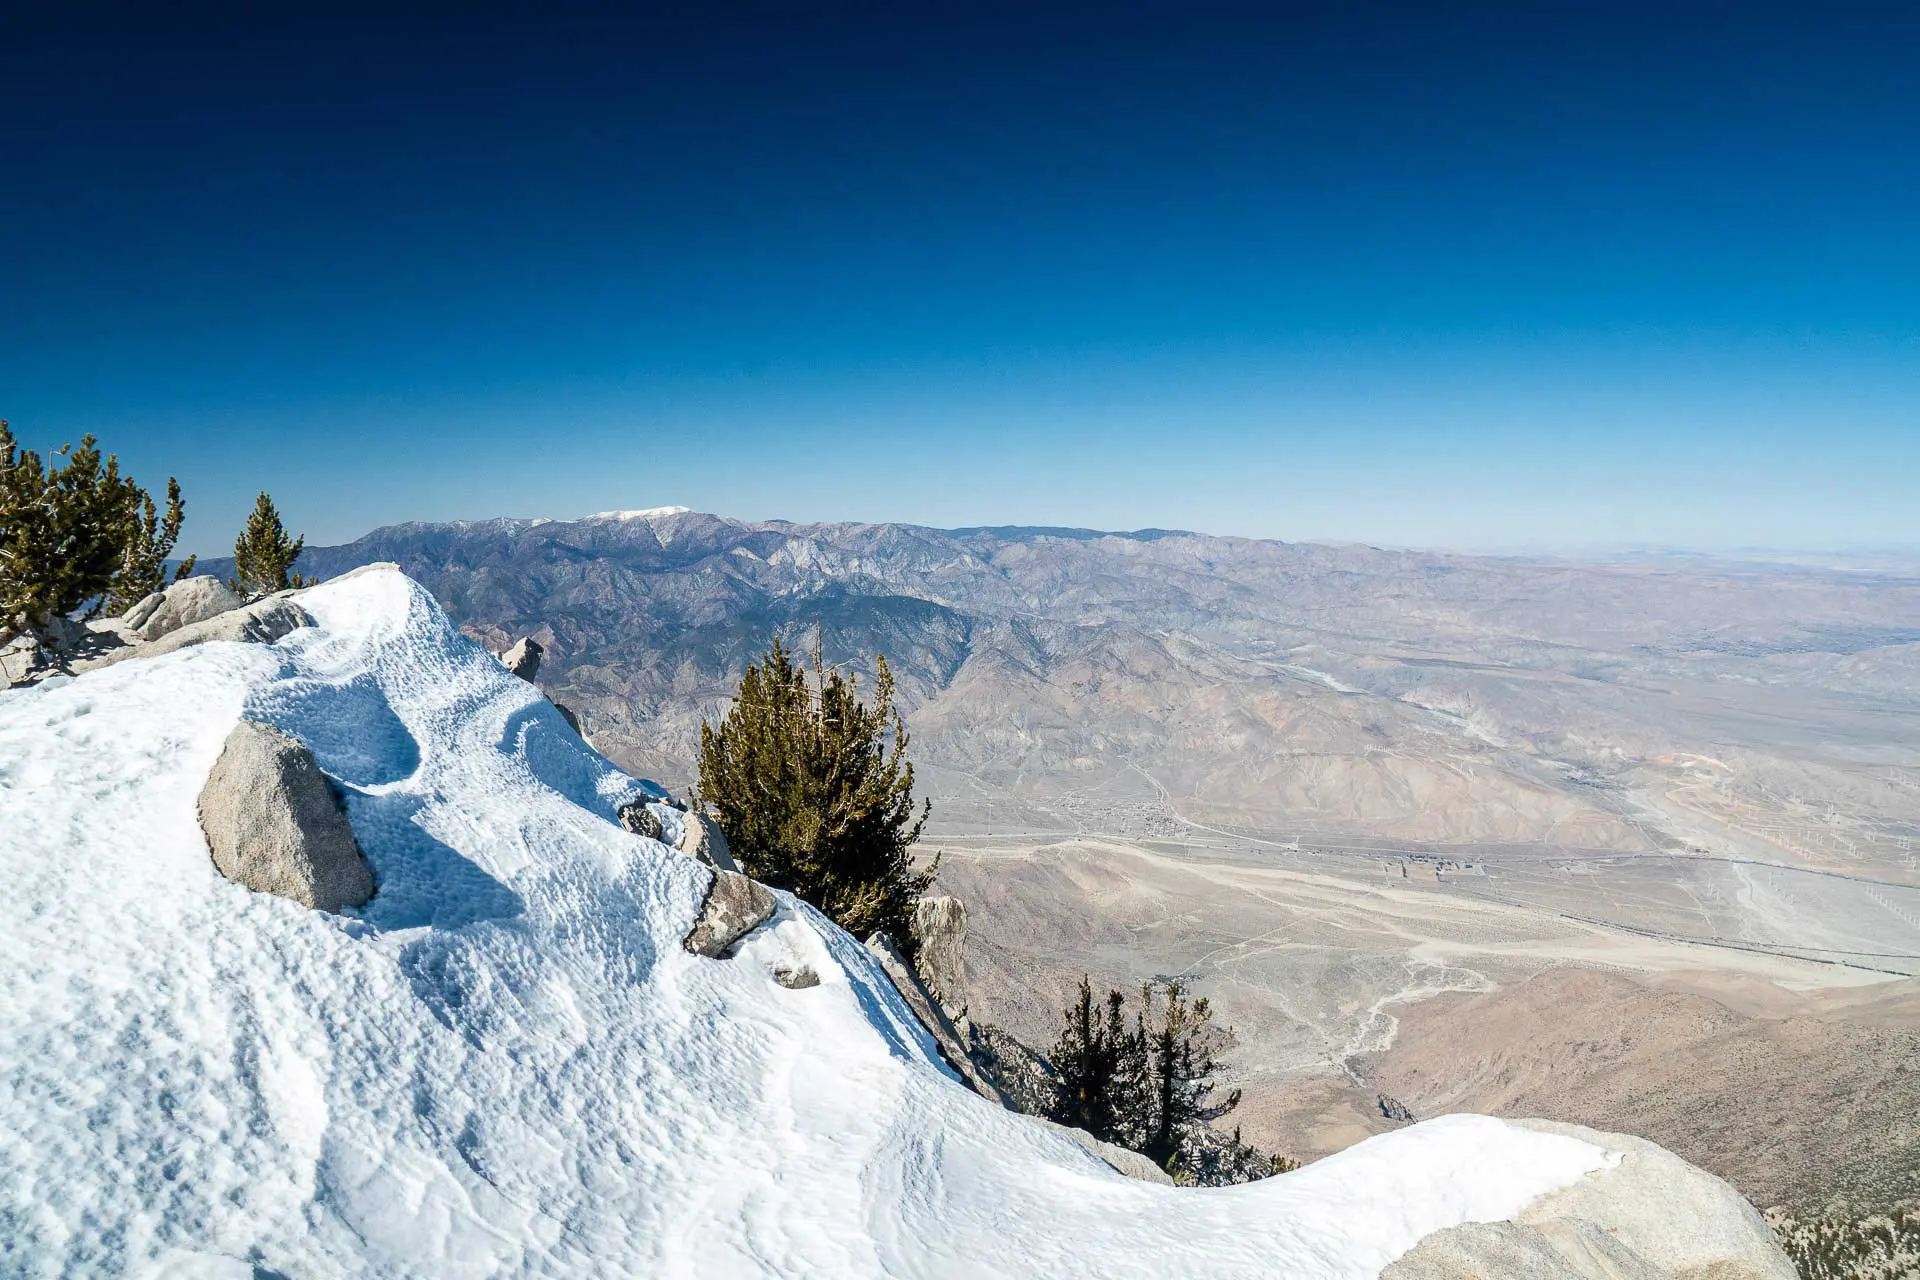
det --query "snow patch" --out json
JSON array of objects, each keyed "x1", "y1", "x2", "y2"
[{"x1": 586, "y1": 505, "x2": 694, "y2": 522}]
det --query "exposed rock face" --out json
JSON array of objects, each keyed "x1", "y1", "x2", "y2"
[
  {"x1": 1030, "y1": 1116, "x2": 1175, "y2": 1186},
  {"x1": 118, "y1": 590, "x2": 166, "y2": 631},
  {"x1": 965, "y1": 1022, "x2": 1061, "y2": 1118},
  {"x1": 676, "y1": 811, "x2": 739, "y2": 873},
  {"x1": 86, "y1": 597, "x2": 313, "y2": 670},
  {"x1": 683, "y1": 869, "x2": 776, "y2": 958},
  {"x1": 501, "y1": 637, "x2": 542, "y2": 682},
  {"x1": 617, "y1": 798, "x2": 663, "y2": 841},
  {"x1": 196, "y1": 720, "x2": 375, "y2": 913},
  {"x1": 911, "y1": 896, "x2": 968, "y2": 1015},
  {"x1": 0, "y1": 634, "x2": 46, "y2": 687},
  {"x1": 864, "y1": 930, "x2": 1012, "y2": 1109},
  {"x1": 36, "y1": 614, "x2": 89, "y2": 650},
  {"x1": 138, "y1": 576, "x2": 246, "y2": 641},
  {"x1": 1383, "y1": 1119, "x2": 1796, "y2": 1280}
]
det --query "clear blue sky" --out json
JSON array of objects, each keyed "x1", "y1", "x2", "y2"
[{"x1": 2, "y1": 2, "x2": 1915, "y2": 554}]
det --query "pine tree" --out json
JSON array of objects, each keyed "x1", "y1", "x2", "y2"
[
  {"x1": 697, "y1": 636, "x2": 935, "y2": 959},
  {"x1": 229, "y1": 491, "x2": 308, "y2": 595},
  {"x1": 1046, "y1": 977, "x2": 1140, "y2": 1145},
  {"x1": 106, "y1": 475, "x2": 195, "y2": 614},
  {"x1": 1044, "y1": 974, "x2": 1280, "y2": 1182},
  {"x1": 0, "y1": 420, "x2": 144, "y2": 638},
  {"x1": 1135, "y1": 979, "x2": 1240, "y2": 1171}
]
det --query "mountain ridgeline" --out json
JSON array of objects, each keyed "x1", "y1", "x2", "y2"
[{"x1": 198, "y1": 508, "x2": 1920, "y2": 856}]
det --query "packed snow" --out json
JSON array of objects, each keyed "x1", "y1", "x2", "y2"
[{"x1": 0, "y1": 568, "x2": 1619, "y2": 1277}]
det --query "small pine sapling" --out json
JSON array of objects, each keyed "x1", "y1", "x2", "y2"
[{"x1": 229, "y1": 491, "x2": 311, "y2": 595}]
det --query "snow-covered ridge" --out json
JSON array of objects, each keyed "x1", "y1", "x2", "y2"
[
  {"x1": 0, "y1": 567, "x2": 1622, "y2": 1277},
  {"x1": 587, "y1": 505, "x2": 695, "y2": 521}
]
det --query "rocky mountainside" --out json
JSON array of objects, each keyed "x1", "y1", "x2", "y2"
[{"x1": 205, "y1": 508, "x2": 1920, "y2": 863}]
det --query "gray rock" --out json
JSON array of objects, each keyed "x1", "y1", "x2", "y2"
[
  {"x1": 617, "y1": 798, "x2": 663, "y2": 841},
  {"x1": 84, "y1": 597, "x2": 314, "y2": 671},
  {"x1": 0, "y1": 634, "x2": 45, "y2": 687},
  {"x1": 138, "y1": 576, "x2": 246, "y2": 641},
  {"x1": 118, "y1": 590, "x2": 167, "y2": 631},
  {"x1": 1383, "y1": 1119, "x2": 1796, "y2": 1280},
  {"x1": 501, "y1": 637, "x2": 542, "y2": 682},
  {"x1": 864, "y1": 930, "x2": 1013, "y2": 1109},
  {"x1": 675, "y1": 811, "x2": 740, "y2": 873},
  {"x1": 772, "y1": 964, "x2": 820, "y2": 989},
  {"x1": 683, "y1": 869, "x2": 776, "y2": 958},
  {"x1": 37, "y1": 614, "x2": 89, "y2": 651},
  {"x1": 911, "y1": 896, "x2": 968, "y2": 1016},
  {"x1": 196, "y1": 720, "x2": 374, "y2": 913},
  {"x1": 1030, "y1": 1116, "x2": 1176, "y2": 1185}
]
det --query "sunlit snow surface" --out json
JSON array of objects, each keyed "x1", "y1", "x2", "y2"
[{"x1": 0, "y1": 569, "x2": 1616, "y2": 1278}]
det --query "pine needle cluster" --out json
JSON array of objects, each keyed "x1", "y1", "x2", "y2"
[
  {"x1": 108, "y1": 477, "x2": 195, "y2": 614},
  {"x1": 1047, "y1": 976, "x2": 1293, "y2": 1184},
  {"x1": 0, "y1": 419, "x2": 191, "y2": 637},
  {"x1": 697, "y1": 636, "x2": 935, "y2": 959}
]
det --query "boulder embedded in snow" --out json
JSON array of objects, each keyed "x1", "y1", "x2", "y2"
[
  {"x1": 138, "y1": 576, "x2": 246, "y2": 641},
  {"x1": 683, "y1": 868, "x2": 776, "y2": 957},
  {"x1": 676, "y1": 810, "x2": 740, "y2": 873},
  {"x1": 772, "y1": 963, "x2": 820, "y2": 989},
  {"x1": 196, "y1": 720, "x2": 374, "y2": 914},
  {"x1": 617, "y1": 797, "x2": 663, "y2": 841},
  {"x1": 911, "y1": 896, "x2": 968, "y2": 1015},
  {"x1": 501, "y1": 637, "x2": 542, "y2": 681},
  {"x1": 1383, "y1": 1119, "x2": 1795, "y2": 1280},
  {"x1": 864, "y1": 930, "x2": 1012, "y2": 1109}
]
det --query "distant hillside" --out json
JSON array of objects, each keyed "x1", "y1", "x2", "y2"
[{"x1": 201, "y1": 509, "x2": 1920, "y2": 857}]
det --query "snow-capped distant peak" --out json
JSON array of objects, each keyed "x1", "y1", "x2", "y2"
[{"x1": 588, "y1": 505, "x2": 694, "y2": 521}]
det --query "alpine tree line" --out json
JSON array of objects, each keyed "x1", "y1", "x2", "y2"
[
  {"x1": 697, "y1": 635, "x2": 1294, "y2": 1184},
  {"x1": 1, "y1": 419, "x2": 309, "y2": 644}
]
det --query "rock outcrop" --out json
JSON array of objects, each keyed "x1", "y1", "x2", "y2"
[
  {"x1": 0, "y1": 633, "x2": 47, "y2": 687},
  {"x1": 501, "y1": 637, "x2": 542, "y2": 681},
  {"x1": 118, "y1": 589, "x2": 167, "y2": 632},
  {"x1": 683, "y1": 868, "x2": 776, "y2": 957},
  {"x1": 617, "y1": 797, "x2": 664, "y2": 841},
  {"x1": 197, "y1": 720, "x2": 375, "y2": 913},
  {"x1": 137, "y1": 576, "x2": 246, "y2": 641},
  {"x1": 80, "y1": 596, "x2": 314, "y2": 672},
  {"x1": 676, "y1": 811, "x2": 740, "y2": 873},
  {"x1": 864, "y1": 930, "x2": 1012, "y2": 1109},
  {"x1": 1383, "y1": 1119, "x2": 1796, "y2": 1279},
  {"x1": 911, "y1": 896, "x2": 968, "y2": 1016}
]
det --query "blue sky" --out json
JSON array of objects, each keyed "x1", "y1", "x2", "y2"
[{"x1": 2, "y1": 3, "x2": 1915, "y2": 554}]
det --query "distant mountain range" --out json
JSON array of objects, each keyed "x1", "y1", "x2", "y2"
[{"x1": 203, "y1": 509, "x2": 1920, "y2": 856}]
